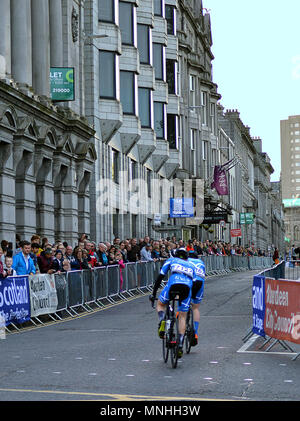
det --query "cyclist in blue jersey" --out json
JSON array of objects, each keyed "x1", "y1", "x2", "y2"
[
  {"x1": 188, "y1": 251, "x2": 205, "y2": 346},
  {"x1": 149, "y1": 248, "x2": 196, "y2": 358}
]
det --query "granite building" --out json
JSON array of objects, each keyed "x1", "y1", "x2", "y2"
[
  {"x1": 85, "y1": 0, "x2": 221, "y2": 241},
  {"x1": 0, "y1": 0, "x2": 96, "y2": 246}
]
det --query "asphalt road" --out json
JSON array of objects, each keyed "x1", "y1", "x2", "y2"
[{"x1": 1, "y1": 269, "x2": 300, "y2": 404}]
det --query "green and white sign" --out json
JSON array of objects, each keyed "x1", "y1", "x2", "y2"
[
  {"x1": 240, "y1": 212, "x2": 254, "y2": 224},
  {"x1": 50, "y1": 67, "x2": 75, "y2": 101},
  {"x1": 283, "y1": 198, "x2": 300, "y2": 208}
]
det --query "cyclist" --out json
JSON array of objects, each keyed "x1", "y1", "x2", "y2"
[
  {"x1": 188, "y1": 251, "x2": 205, "y2": 346},
  {"x1": 149, "y1": 247, "x2": 196, "y2": 358}
]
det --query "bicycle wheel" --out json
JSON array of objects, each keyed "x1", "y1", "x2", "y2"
[
  {"x1": 185, "y1": 307, "x2": 194, "y2": 354},
  {"x1": 170, "y1": 316, "x2": 179, "y2": 368},
  {"x1": 162, "y1": 318, "x2": 169, "y2": 363}
]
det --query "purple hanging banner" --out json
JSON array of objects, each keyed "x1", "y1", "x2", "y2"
[{"x1": 211, "y1": 166, "x2": 229, "y2": 195}]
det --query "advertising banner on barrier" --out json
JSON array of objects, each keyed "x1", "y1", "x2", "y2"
[
  {"x1": 29, "y1": 274, "x2": 58, "y2": 317},
  {"x1": 0, "y1": 276, "x2": 31, "y2": 326},
  {"x1": 264, "y1": 278, "x2": 300, "y2": 344},
  {"x1": 252, "y1": 275, "x2": 266, "y2": 337}
]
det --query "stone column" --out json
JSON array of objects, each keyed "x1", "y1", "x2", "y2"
[
  {"x1": 31, "y1": 0, "x2": 50, "y2": 96},
  {"x1": 0, "y1": 0, "x2": 11, "y2": 79},
  {"x1": 49, "y1": 0, "x2": 63, "y2": 66},
  {"x1": 11, "y1": 0, "x2": 32, "y2": 87}
]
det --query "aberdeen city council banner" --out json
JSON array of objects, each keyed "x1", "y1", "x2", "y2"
[
  {"x1": 29, "y1": 274, "x2": 58, "y2": 318},
  {"x1": 0, "y1": 276, "x2": 31, "y2": 326}
]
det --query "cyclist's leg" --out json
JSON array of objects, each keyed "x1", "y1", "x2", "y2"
[
  {"x1": 191, "y1": 282, "x2": 203, "y2": 344},
  {"x1": 156, "y1": 283, "x2": 171, "y2": 338},
  {"x1": 192, "y1": 302, "x2": 200, "y2": 334},
  {"x1": 177, "y1": 286, "x2": 192, "y2": 356}
]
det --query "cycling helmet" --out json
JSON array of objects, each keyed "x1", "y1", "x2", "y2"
[
  {"x1": 188, "y1": 251, "x2": 199, "y2": 259},
  {"x1": 175, "y1": 247, "x2": 189, "y2": 260}
]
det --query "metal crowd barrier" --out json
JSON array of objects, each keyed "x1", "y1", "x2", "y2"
[
  {"x1": 3, "y1": 256, "x2": 274, "y2": 333},
  {"x1": 284, "y1": 260, "x2": 300, "y2": 281}
]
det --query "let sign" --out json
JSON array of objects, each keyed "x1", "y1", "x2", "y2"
[
  {"x1": 50, "y1": 67, "x2": 75, "y2": 101},
  {"x1": 240, "y1": 212, "x2": 254, "y2": 224}
]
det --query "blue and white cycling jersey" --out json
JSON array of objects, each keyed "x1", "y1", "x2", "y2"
[
  {"x1": 158, "y1": 257, "x2": 196, "y2": 312},
  {"x1": 188, "y1": 257, "x2": 205, "y2": 281},
  {"x1": 188, "y1": 257, "x2": 205, "y2": 304},
  {"x1": 160, "y1": 257, "x2": 196, "y2": 288}
]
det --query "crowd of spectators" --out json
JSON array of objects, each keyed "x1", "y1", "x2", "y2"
[{"x1": 0, "y1": 234, "x2": 274, "y2": 279}]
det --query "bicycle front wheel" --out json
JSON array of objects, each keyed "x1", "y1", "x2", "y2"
[{"x1": 170, "y1": 316, "x2": 179, "y2": 368}]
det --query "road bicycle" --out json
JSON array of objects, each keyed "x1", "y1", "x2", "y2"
[{"x1": 153, "y1": 292, "x2": 181, "y2": 369}]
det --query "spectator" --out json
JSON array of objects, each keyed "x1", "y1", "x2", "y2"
[
  {"x1": 62, "y1": 258, "x2": 71, "y2": 272},
  {"x1": 160, "y1": 245, "x2": 169, "y2": 259},
  {"x1": 273, "y1": 247, "x2": 279, "y2": 265},
  {"x1": 4, "y1": 256, "x2": 17, "y2": 277},
  {"x1": 12, "y1": 241, "x2": 36, "y2": 275},
  {"x1": 127, "y1": 238, "x2": 140, "y2": 262},
  {"x1": 115, "y1": 250, "x2": 125, "y2": 291},
  {"x1": 141, "y1": 244, "x2": 154, "y2": 262},
  {"x1": 51, "y1": 249, "x2": 64, "y2": 273},
  {"x1": 97, "y1": 243, "x2": 109, "y2": 266},
  {"x1": 71, "y1": 248, "x2": 90, "y2": 271},
  {"x1": 65, "y1": 246, "x2": 76, "y2": 264},
  {"x1": 0, "y1": 247, "x2": 5, "y2": 265},
  {"x1": 30, "y1": 243, "x2": 40, "y2": 272},
  {"x1": 38, "y1": 248, "x2": 55, "y2": 274},
  {"x1": 119, "y1": 242, "x2": 128, "y2": 263},
  {"x1": 151, "y1": 244, "x2": 161, "y2": 260},
  {"x1": 0, "y1": 253, "x2": 7, "y2": 278}
]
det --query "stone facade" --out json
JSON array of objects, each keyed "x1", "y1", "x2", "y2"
[
  {"x1": 0, "y1": 0, "x2": 96, "y2": 246},
  {"x1": 86, "y1": 0, "x2": 221, "y2": 242}
]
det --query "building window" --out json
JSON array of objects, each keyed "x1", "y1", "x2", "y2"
[
  {"x1": 165, "y1": 5, "x2": 176, "y2": 35},
  {"x1": 190, "y1": 129, "x2": 196, "y2": 176},
  {"x1": 201, "y1": 91, "x2": 208, "y2": 126},
  {"x1": 153, "y1": 43, "x2": 164, "y2": 80},
  {"x1": 190, "y1": 75, "x2": 196, "y2": 109},
  {"x1": 120, "y1": 71, "x2": 135, "y2": 114},
  {"x1": 210, "y1": 103, "x2": 216, "y2": 134},
  {"x1": 119, "y1": 1, "x2": 134, "y2": 45},
  {"x1": 202, "y1": 140, "x2": 207, "y2": 160},
  {"x1": 138, "y1": 87, "x2": 152, "y2": 128},
  {"x1": 167, "y1": 114, "x2": 177, "y2": 149},
  {"x1": 147, "y1": 169, "x2": 152, "y2": 197},
  {"x1": 128, "y1": 158, "x2": 138, "y2": 182},
  {"x1": 99, "y1": 50, "x2": 116, "y2": 99},
  {"x1": 154, "y1": 102, "x2": 165, "y2": 139},
  {"x1": 154, "y1": 0, "x2": 163, "y2": 16},
  {"x1": 166, "y1": 59, "x2": 176, "y2": 94},
  {"x1": 137, "y1": 24, "x2": 151, "y2": 64},
  {"x1": 111, "y1": 148, "x2": 119, "y2": 184},
  {"x1": 98, "y1": 0, "x2": 115, "y2": 22}
]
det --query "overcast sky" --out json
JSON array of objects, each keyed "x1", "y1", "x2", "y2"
[{"x1": 204, "y1": 0, "x2": 300, "y2": 181}]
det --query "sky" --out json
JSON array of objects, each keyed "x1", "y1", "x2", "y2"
[{"x1": 203, "y1": 0, "x2": 300, "y2": 181}]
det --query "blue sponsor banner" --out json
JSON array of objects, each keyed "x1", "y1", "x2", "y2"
[
  {"x1": 0, "y1": 276, "x2": 31, "y2": 326},
  {"x1": 170, "y1": 198, "x2": 194, "y2": 218},
  {"x1": 252, "y1": 275, "x2": 265, "y2": 337}
]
